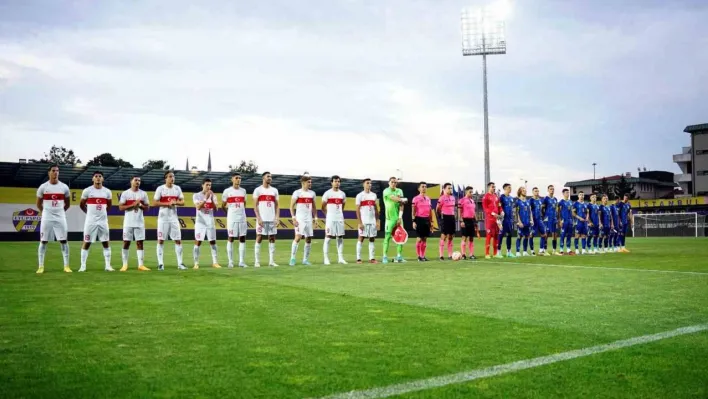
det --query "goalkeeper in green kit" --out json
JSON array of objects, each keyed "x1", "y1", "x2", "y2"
[{"x1": 382, "y1": 177, "x2": 408, "y2": 263}]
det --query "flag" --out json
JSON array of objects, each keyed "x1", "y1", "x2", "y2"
[{"x1": 392, "y1": 224, "x2": 408, "y2": 245}]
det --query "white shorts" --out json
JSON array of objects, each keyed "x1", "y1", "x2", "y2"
[
  {"x1": 295, "y1": 219, "x2": 313, "y2": 237},
  {"x1": 227, "y1": 220, "x2": 248, "y2": 238},
  {"x1": 256, "y1": 221, "x2": 277, "y2": 236},
  {"x1": 326, "y1": 220, "x2": 345, "y2": 237},
  {"x1": 157, "y1": 220, "x2": 182, "y2": 241},
  {"x1": 195, "y1": 223, "x2": 217, "y2": 242},
  {"x1": 123, "y1": 226, "x2": 146, "y2": 242},
  {"x1": 358, "y1": 223, "x2": 377, "y2": 238},
  {"x1": 84, "y1": 222, "x2": 110, "y2": 243},
  {"x1": 40, "y1": 218, "x2": 68, "y2": 242}
]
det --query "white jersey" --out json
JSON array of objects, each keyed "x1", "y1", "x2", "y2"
[
  {"x1": 81, "y1": 186, "x2": 112, "y2": 225},
  {"x1": 322, "y1": 189, "x2": 346, "y2": 222},
  {"x1": 253, "y1": 185, "x2": 279, "y2": 222},
  {"x1": 37, "y1": 181, "x2": 70, "y2": 222},
  {"x1": 356, "y1": 191, "x2": 378, "y2": 224},
  {"x1": 292, "y1": 189, "x2": 316, "y2": 222},
  {"x1": 222, "y1": 187, "x2": 247, "y2": 222},
  {"x1": 193, "y1": 191, "x2": 217, "y2": 227},
  {"x1": 154, "y1": 184, "x2": 184, "y2": 222},
  {"x1": 119, "y1": 189, "x2": 149, "y2": 228}
]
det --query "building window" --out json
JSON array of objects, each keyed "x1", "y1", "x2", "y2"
[
  {"x1": 696, "y1": 149, "x2": 708, "y2": 155},
  {"x1": 698, "y1": 170, "x2": 708, "y2": 176}
]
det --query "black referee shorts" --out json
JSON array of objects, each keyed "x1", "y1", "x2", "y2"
[
  {"x1": 414, "y1": 217, "x2": 431, "y2": 238},
  {"x1": 441, "y1": 214, "x2": 456, "y2": 236},
  {"x1": 461, "y1": 218, "x2": 477, "y2": 237}
]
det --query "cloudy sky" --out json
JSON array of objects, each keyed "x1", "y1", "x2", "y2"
[{"x1": 1, "y1": 0, "x2": 706, "y2": 191}]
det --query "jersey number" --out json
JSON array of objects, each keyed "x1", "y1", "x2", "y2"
[
  {"x1": 51, "y1": 200, "x2": 59, "y2": 207},
  {"x1": 96, "y1": 204, "x2": 103, "y2": 211}
]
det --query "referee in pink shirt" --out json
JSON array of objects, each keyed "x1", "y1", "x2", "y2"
[
  {"x1": 436, "y1": 183, "x2": 456, "y2": 260},
  {"x1": 458, "y1": 186, "x2": 480, "y2": 260},
  {"x1": 412, "y1": 182, "x2": 434, "y2": 261}
]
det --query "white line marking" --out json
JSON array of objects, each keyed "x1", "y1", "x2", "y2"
[
  {"x1": 484, "y1": 261, "x2": 708, "y2": 276},
  {"x1": 313, "y1": 323, "x2": 708, "y2": 399}
]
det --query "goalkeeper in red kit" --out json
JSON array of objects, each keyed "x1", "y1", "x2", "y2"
[{"x1": 482, "y1": 182, "x2": 501, "y2": 258}]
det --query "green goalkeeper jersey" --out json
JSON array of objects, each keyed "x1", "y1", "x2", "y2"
[{"x1": 383, "y1": 187, "x2": 404, "y2": 221}]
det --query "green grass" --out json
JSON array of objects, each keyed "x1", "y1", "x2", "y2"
[{"x1": 1, "y1": 237, "x2": 707, "y2": 398}]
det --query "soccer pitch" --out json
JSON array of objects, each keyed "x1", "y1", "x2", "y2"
[{"x1": 1, "y1": 238, "x2": 707, "y2": 398}]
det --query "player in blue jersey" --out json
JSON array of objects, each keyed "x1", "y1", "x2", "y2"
[
  {"x1": 599, "y1": 195, "x2": 614, "y2": 253},
  {"x1": 514, "y1": 187, "x2": 532, "y2": 256},
  {"x1": 587, "y1": 194, "x2": 601, "y2": 254},
  {"x1": 558, "y1": 188, "x2": 574, "y2": 255},
  {"x1": 529, "y1": 187, "x2": 547, "y2": 256},
  {"x1": 572, "y1": 191, "x2": 589, "y2": 254},
  {"x1": 609, "y1": 199, "x2": 620, "y2": 252},
  {"x1": 542, "y1": 185, "x2": 560, "y2": 255},
  {"x1": 497, "y1": 183, "x2": 515, "y2": 257},
  {"x1": 618, "y1": 194, "x2": 633, "y2": 252}
]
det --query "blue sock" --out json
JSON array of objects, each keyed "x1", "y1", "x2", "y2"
[
  {"x1": 523, "y1": 237, "x2": 528, "y2": 251},
  {"x1": 497, "y1": 232, "x2": 503, "y2": 250},
  {"x1": 506, "y1": 235, "x2": 512, "y2": 251},
  {"x1": 581, "y1": 238, "x2": 587, "y2": 250},
  {"x1": 541, "y1": 236, "x2": 546, "y2": 250},
  {"x1": 593, "y1": 236, "x2": 598, "y2": 249},
  {"x1": 529, "y1": 237, "x2": 535, "y2": 251},
  {"x1": 574, "y1": 238, "x2": 579, "y2": 250},
  {"x1": 552, "y1": 238, "x2": 557, "y2": 250},
  {"x1": 516, "y1": 237, "x2": 521, "y2": 252},
  {"x1": 621, "y1": 235, "x2": 625, "y2": 247},
  {"x1": 566, "y1": 235, "x2": 572, "y2": 249},
  {"x1": 559, "y1": 233, "x2": 565, "y2": 250}
]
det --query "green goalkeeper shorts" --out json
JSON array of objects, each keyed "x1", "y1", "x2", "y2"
[{"x1": 385, "y1": 219, "x2": 398, "y2": 234}]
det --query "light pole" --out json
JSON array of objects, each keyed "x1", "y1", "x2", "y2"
[
  {"x1": 461, "y1": 2, "x2": 508, "y2": 185},
  {"x1": 592, "y1": 163, "x2": 597, "y2": 179}
]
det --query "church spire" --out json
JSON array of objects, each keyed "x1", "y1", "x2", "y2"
[
  {"x1": 207, "y1": 150, "x2": 212, "y2": 172},
  {"x1": 186, "y1": 157, "x2": 190, "y2": 171}
]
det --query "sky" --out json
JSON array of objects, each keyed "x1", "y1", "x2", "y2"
[{"x1": 1, "y1": 0, "x2": 707, "y2": 192}]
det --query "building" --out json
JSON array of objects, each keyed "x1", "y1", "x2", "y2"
[
  {"x1": 564, "y1": 171, "x2": 676, "y2": 200},
  {"x1": 674, "y1": 123, "x2": 708, "y2": 196}
]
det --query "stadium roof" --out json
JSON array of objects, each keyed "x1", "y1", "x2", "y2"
[
  {"x1": 564, "y1": 176, "x2": 677, "y2": 188},
  {"x1": 684, "y1": 123, "x2": 708, "y2": 134},
  {"x1": 0, "y1": 162, "x2": 412, "y2": 194}
]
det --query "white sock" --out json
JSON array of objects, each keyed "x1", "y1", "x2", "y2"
[
  {"x1": 269, "y1": 242, "x2": 275, "y2": 263},
  {"x1": 38, "y1": 242, "x2": 47, "y2": 267},
  {"x1": 369, "y1": 241, "x2": 375, "y2": 260},
  {"x1": 227, "y1": 241, "x2": 234, "y2": 264},
  {"x1": 81, "y1": 248, "x2": 89, "y2": 268},
  {"x1": 291, "y1": 241, "x2": 299, "y2": 258},
  {"x1": 356, "y1": 241, "x2": 362, "y2": 260},
  {"x1": 304, "y1": 242, "x2": 311, "y2": 261},
  {"x1": 323, "y1": 237, "x2": 330, "y2": 258},
  {"x1": 255, "y1": 242, "x2": 261, "y2": 263},
  {"x1": 157, "y1": 243, "x2": 165, "y2": 265},
  {"x1": 193, "y1": 245, "x2": 201, "y2": 264},
  {"x1": 337, "y1": 237, "x2": 344, "y2": 258},
  {"x1": 60, "y1": 242, "x2": 70, "y2": 266},
  {"x1": 102, "y1": 247, "x2": 111, "y2": 268},
  {"x1": 210, "y1": 244, "x2": 218, "y2": 264},
  {"x1": 239, "y1": 242, "x2": 245, "y2": 264},
  {"x1": 137, "y1": 249, "x2": 144, "y2": 266},
  {"x1": 121, "y1": 249, "x2": 129, "y2": 265},
  {"x1": 175, "y1": 244, "x2": 183, "y2": 265}
]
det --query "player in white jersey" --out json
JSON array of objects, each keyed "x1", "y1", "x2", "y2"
[
  {"x1": 192, "y1": 178, "x2": 221, "y2": 269},
  {"x1": 79, "y1": 171, "x2": 114, "y2": 272},
  {"x1": 118, "y1": 176, "x2": 150, "y2": 271},
  {"x1": 221, "y1": 173, "x2": 249, "y2": 268},
  {"x1": 321, "y1": 175, "x2": 347, "y2": 265},
  {"x1": 355, "y1": 178, "x2": 380, "y2": 264},
  {"x1": 253, "y1": 171, "x2": 280, "y2": 267},
  {"x1": 152, "y1": 171, "x2": 187, "y2": 270},
  {"x1": 35, "y1": 164, "x2": 72, "y2": 273},
  {"x1": 289, "y1": 174, "x2": 318, "y2": 266}
]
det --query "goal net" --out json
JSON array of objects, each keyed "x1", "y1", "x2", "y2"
[{"x1": 632, "y1": 212, "x2": 706, "y2": 237}]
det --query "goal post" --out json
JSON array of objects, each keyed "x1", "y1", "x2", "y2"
[{"x1": 632, "y1": 212, "x2": 706, "y2": 238}]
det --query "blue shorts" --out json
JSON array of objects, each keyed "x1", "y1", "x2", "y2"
[
  {"x1": 545, "y1": 219, "x2": 558, "y2": 234},
  {"x1": 588, "y1": 224, "x2": 600, "y2": 237},
  {"x1": 500, "y1": 219, "x2": 514, "y2": 236},
  {"x1": 517, "y1": 224, "x2": 531, "y2": 237},
  {"x1": 619, "y1": 222, "x2": 629, "y2": 235},
  {"x1": 532, "y1": 219, "x2": 546, "y2": 235},
  {"x1": 601, "y1": 226, "x2": 611, "y2": 237},
  {"x1": 560, "y1": 220, "x2": 574, "y2": 236},
  {"x1": 575, "y1": 222, "x2": 588, "y2": 236}
]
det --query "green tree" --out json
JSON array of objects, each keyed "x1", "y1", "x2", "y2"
[
  {"x1": 229, "y1": 160, "x2": 258, "y2": 174},
  {"x1": 30, "y1": 145, "x2": 81, "y2": 166},
  {"x1": 142, "y1": 159, "x2": 171, "y2": 170},
  {"x1": 613, "y1": 175, "x2": 637, "y2": 199},
  {"x1": 86, "y1": 153, "x2": 133, "y2": 168}
]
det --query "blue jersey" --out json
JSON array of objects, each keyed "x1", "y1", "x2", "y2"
[
  {"x1": 610, "y1": 204, "x2": 620, "y2": 225},
  {"x1": 619, "y1": 201, "x2": 632, "y2": 223},
  {"x1": 600, "y1": 205, "x2": 612, "y2": 226},
  {"x1": 516, "y1": 197, "x2": 531, "y2": 225},
  {"x1": 588, "y1": 203, "x2": 600, "y2": 225},
  {"x1": 529, "y1": 197, "x2": 543, "y2": 222},
  {"x1": 542, "y1": 196, "x2": 558, "y2": 221},
  {"x1": 559, "y1": 199, "x2": 573, "y2": 222},
  {"x1": 573, "y1": 201, "x2": 588, "y2": 222},
  {"x1": 500, "y1": 194, "x2": 514, "y2": 221}
]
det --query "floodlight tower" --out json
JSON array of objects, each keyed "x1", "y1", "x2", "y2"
[{"x1": 461, "y1": 2, "x2": 508, "y2": 185}]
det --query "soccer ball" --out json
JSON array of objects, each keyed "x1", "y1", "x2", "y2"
[{"x1": 451, "y1": 251, "x2": 462, "y2": 261}]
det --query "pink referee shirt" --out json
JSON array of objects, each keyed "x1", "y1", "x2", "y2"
[
  {"x1": 459, "y1": 197, "x2": 476, "y2": 219},
  {"x1": 412, "y1": 194, "x2": 431, "y2": 218},
  {"x1": 438, "y1": 194, "x2": 456, "y2": 216}
]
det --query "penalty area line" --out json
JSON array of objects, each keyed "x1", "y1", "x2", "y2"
[
  {"x1": 312, "y1": 323, "x2": 708, "y2": 399},
  {"x1": 484, "y1": 260, "x2": 708, "y2": 276}
]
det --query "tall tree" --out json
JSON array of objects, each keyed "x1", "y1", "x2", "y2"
[
  {"x1": 229, "y1": 160, "x2": 258, "y2": 174},
  {"x1": 86, "y1": 153, "x2": 133, "y2": 168},
  {"x1": 613, "y1": 175, "x2": 637, "y2": 199},
  {"x1": 142, "y1": 159, "x2": 171, "y2": 170},
  {"x1": 30, "y1": 145, "x2": 81, "y2": 166},
  {"x1": 592, "y1": 177, "x2": 614, "y2": 199}
]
